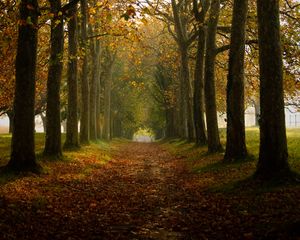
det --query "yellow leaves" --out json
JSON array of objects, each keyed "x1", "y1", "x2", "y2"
[
  {"x1": 129, "y1": 81, "x2": 145, "y2": 90},
  {"x1": 89, "y1": 7, "x2": 97, "y2": 15},
  {"x1": 108, "y1": 42, "x2": 117, "y2": 50},
  {"x1": 130, "y1": 81, "x2": 138, "y2": 87},
  {"x1": 141, "y1": 7, "x2": 151, "y2": 15},
  {"x1": 96, "y1": 1, "x2": 102, "y2": 7},
  {"x1": 140, "y1": 18, "x2": 148, "y2": 25}
]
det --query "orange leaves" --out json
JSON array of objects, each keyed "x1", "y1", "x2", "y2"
[
  {"x1": 0, "y1": 140, "x2": 299, "y2": 239},
  {"x1": 121, "y1": 5, "x2": 136, "y2": 20}
]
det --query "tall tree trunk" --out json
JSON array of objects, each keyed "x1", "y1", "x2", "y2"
[
  {"x1": 44, "y1": 0, "x2": 63, "y2": 158},
  {"x1": 224, "y1": 0, "x2": 248, "y2": 162},
  {"x1": 103, "y1": 66, "x2": 112, "y2": 141},
  {"x1": 194, "y1": 27, "x2": 207, "y2": 146},
  {"x1": 40, "y1": 112, "x2": 46, "y2": 133},
  {"x1": 89, "y1": 39, "x2": 100, "y2": 141},
  {"x1": 7, "y1": 110, "x2": 14, "y2": 134},
  {"x1": 165, "y1": 107, "x2": 176, "y2": 138},
  {"x1": 253, "y1": 98, "x2": 260, "y2": 126},
  {"x1": 181, "y1": 46, "x2": 195, "y2": 141},
  {"x1": 170, "y1": 0, "x2": 194, "y2": 140},
  {"x1": 178, "y1": 74, "x2": 187, "y2": 138},
  {"x1": 112, "y1": 114, "x2": 122, "y2": 138},
  {"x1": 64, "y1": 2, "x2": 79, "y2": 149},
  {"x1": 255, "y1": 0, "x2": 291, "y2": 179},
  {"x1": 96, "y1": 73, "x2": 101, "y2": 138},
  {"x1": 6, "y1": 0, "x2": 40, "y2": 172},
  {"x1": 204, "y1": 0, "x2": 222, "y2": 153},
  {"x1": 79, "y1": 0, "x2": 89, "y2": 144}
]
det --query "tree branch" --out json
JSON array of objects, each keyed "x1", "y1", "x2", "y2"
[
  {"x1": 215, "y1": 39, "x2": 258, "y2": 54},
  {"x1": 217, "y1": 25, "x2": 231, "y2": 33},
  {"x1": 61, "y1": 0, "x2": 80, "y2": 15}
]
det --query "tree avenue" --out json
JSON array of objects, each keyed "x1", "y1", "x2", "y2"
[{"x1": 0, "y1": 0, "x2": 299, "y2": 185}]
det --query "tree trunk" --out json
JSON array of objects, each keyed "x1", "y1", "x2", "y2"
[
  {"x1": 103, "y1": 66, "x2": 112, "y2": 141},
  {"x1": 89, "y1": 39, "x2": 100, "y2": 141},
  {"x1": 7, "y1": 111, "x2": 14, "y2": 134},
  {"x1": 181, "y1": 46, "x2": 195, "y2": 141},
  {"x1": 112, "y1": 114, "x2": 122, "y2": 138},
  {"x1": 165, "y1": 107, "x2": 176, "y2": 138},
  {"x1": 44, "y1": 0, "x2": 63, "y2": 158},
  {"x1": 6, "y1": 0, "x2": 40, "y2": 172},
  {"x1": 64, "y1": 2, "x2": 79, "y2": 149},
  {"x1": 79, "y1": 0, "x2": 89, "y2": 144},
  {"x1": 194, "y1": 26, "x2": 207, "y2": 146},
  {"x1": 224, "y1": 0, "x2": 248, "y2": 162},
  {"x1": 96, "y1": 72, "x2": 102, "y2": 138},
  {"x1": 170, "y1": 0, "x2": 194, "y2": 140},
  {"x1": 255, "y1": 0, "x2": 291, "y2": 179},
  {"x1": 253, "y1": 98, "x2": 260, "y2": 126},
  {"x1": 40, "y1": 112, "x2": 46, "y2": 133},
  {"x1": 178, "y1": 73, "x2": 187, "y2": 138},
  {"x1": 204, "y1": 0, "x2": 222, "y2": 153}
]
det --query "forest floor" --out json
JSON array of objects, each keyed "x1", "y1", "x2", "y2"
[{"x1": 0, "y1": 137, "x2": 300, "y2": 240}]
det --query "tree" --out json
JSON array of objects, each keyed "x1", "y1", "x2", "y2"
[
  {"x1": 171, "y1": 0, "x2": 196, "y2": 141},
  {"x1": 44, "y1": 0, "x2": 64, "y2": 158},
  {"x1": 64, "y1": 1, "x2": 79, "y2": 149},
  {"x1": 79, "y1": 0, "x2": 90, "y2": 144},
  {"x1": 5, "y1": 0, "x2": 40, "y2": 172},
  {"x1": 89, "y1": 35, "x2": 100, "y2": 141},
  {"x1": 255, "y1": 0, "x2": 291, "y2": 179},
  {"x1": 204, "y1": 0, "x2": 222, "y2": 153},
  {"x1": 102, "y1": 47, "x2": 115, "y2": 141},
  {"x1": 193, "y1": 0, "x2": 209, "y2": 146},
  {"x1": 224, "y1": 0, "x2": 248, "y2": 162}
]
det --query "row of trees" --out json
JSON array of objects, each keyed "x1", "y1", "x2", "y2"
[
  {"x1": 0, "y1": 0, "x2": 299, "y2": 180},
  {"x1": 143, "y1": 0, "x2": 299, "y2": 179},
  {"x1": 1, "y1": 0, "x2": 140, "y2": 171}
]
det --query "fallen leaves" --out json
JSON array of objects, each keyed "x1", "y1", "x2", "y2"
[{"x1": 0, "y1": 141, "x2": 299, "y2": 239}]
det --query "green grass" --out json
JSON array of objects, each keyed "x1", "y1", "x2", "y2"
[
  {"x1": 160, "y1": 127, "x2": 300, "y2": 189},
  {"x1": 0, "y1": 133, "x2": 114, "y2": 181},
  {"x1": 221, "y1": 127, "x2": 300, "y2": 164}
]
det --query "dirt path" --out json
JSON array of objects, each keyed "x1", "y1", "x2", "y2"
[{"x1": 0, "y1": 142, "x2": 299, "y2": 239}]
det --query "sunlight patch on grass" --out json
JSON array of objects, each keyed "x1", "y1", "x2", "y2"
[{"x1": 161, "y1": 128, "x2": 300, "y2": 190}]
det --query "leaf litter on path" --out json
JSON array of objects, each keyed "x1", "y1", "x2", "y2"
[{"x1": 0, "y1": 142, "x2": 299, "y2": 239}]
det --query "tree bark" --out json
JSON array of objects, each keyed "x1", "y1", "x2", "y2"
[
  {"x1": 253, "y1": 98, "x2": 260, "y2": 126},
  {"x1": 6, "y1": 0, "x2": 40, "y2": 172},
  {"x1": 181, "y1": 46, "x2": 195, "y2": 141},
  {"x1": 64, "y1": 2, "x2": 79, "y2": 149},
  {"x1": 224, "y1": 0, "x2": 248, "y2": 162},
  {"x1": 194, "y1": 26, "x2": 207, "y2": 146},
  {"x1": 165, "y1": 107, "x2": 176, "y2": 138},
  {"x1": 89, "y1": 38, "x2": 100, "y2": 141},
  {"x1": 204, "y1": 0, "x2": 222, "y2": 153},
  {"x1": 96, "y1": 71, "x2": 102, "y2": 138},
  {"x1": 79, "y1": 0, "x2": 89, "y2": 144},
  {"x1": 170, "y1": 0, "x2": 195, "y2": 140},
  {"x1": 40, "y1": 112, "x2": 46, "y2": 133},
  {"x1": 7, "y1": 111, "x2": 14, "y2": 134},
  {"x1": 255, "y1": 0, "x2": 291, "y2": 179},
  {"x1": 44, "y1": 0, "x2": 64, "y2": 158},
  {"x1": 178, "y1": 72, "x2": 187, "y2": 138},
  {"x1": 103, "y1": 65, "x2": 112, "y2": 141}
]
